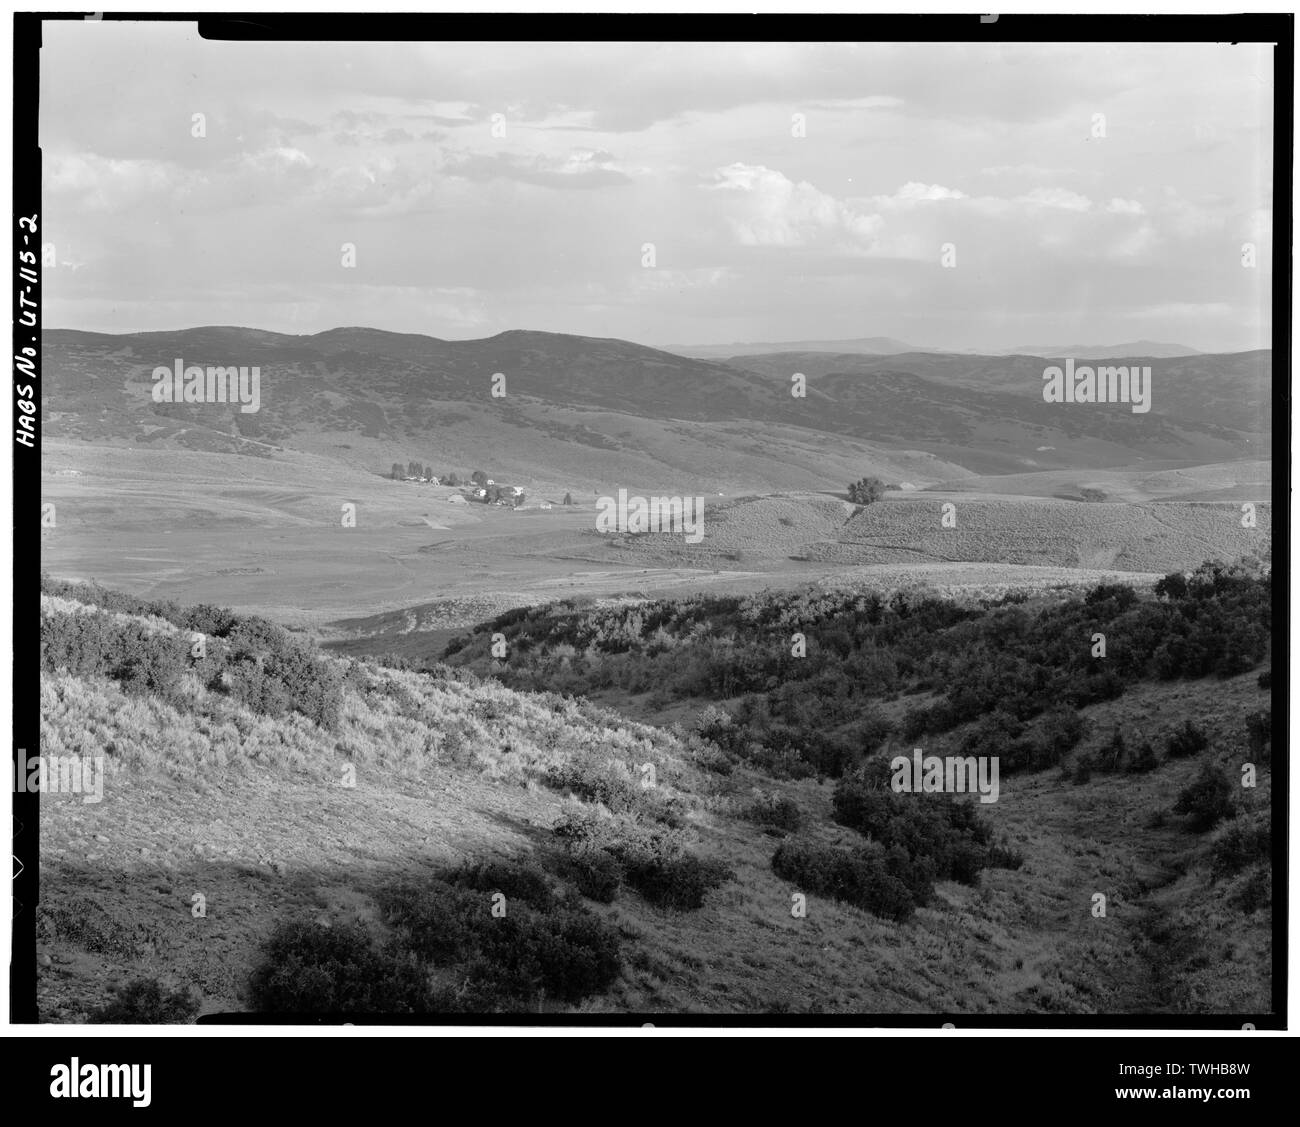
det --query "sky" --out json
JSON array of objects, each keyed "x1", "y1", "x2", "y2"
[{"x1": 40, "y1": 25, "x2": 1275, "y2": 352}]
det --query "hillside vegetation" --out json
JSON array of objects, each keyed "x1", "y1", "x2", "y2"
[
  {"x1": 36, "y1": 561, "x2": 1272, "y2": 1020},
  {"x1": 439, "y1": 556, "x2": 1270, "y2": 778},
  {"x1": 44, "y1": 328, "x2": 1270, "y2": 483}
]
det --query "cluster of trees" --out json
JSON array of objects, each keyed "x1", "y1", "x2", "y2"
[
  {"x1": 439, "y1": 557, "x2": 1270, "y2": 779},
  {"x1": 390, "y1": 461, "x2": 441, "y2": 481},
  {"x1": 847, "y1": 476, "x2": 888, "y2": 505},
  {"x1": 389, "y1": 464, "x2": 504, "y2": 486}
]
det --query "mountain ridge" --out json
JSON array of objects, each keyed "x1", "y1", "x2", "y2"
[{"x1": 42, "y1": 326, "x2": 1270, "y2": 486}]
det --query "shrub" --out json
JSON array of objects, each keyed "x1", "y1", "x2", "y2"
[
  {"x1": 995, "y1": 706, "x2": 1087, "y2": 772},
  {"x1": 1165, "y1": 720, "x2": 1209, "y2": 760},
  {"x1": 831, "y1": 776, "x2": 1000, "y2": 888},
  {"x1": 1173, "y1": 762, "x2": 1234, "y2": 832},
  {"x1": 248, "y1": 921, "x2": 429, "y2": 1014},
  {"x1": 1230, "y1": 870, "x2": 1270, "y2": 914},
  {"x1": 1257, "y1": 669, "x2": 1271, "y2": 689},
  {"x1": 1084, "y1": 582, "x2": 1138, "y2": 610},
  {"x1": 1210, "y1": 819, "x2": 1271, "y2": 879},
  {"x1": 40, "y1": 609, "x2": 190, "y2": 706},
  {"x1": 90, "y1": 977, "x2": 200, "y2": 1024},
  {"x1": 375, "y1": 873, "x2": 622, "y2": 1008},
  {"x1": 742, "y1": 793, "x2": 804, "y2": 834},
  {"x1": 771, "y1": 837, "x2": 918, "y2": 922},
  {"x1": 694, "y1": 705, "x2": 738, "y2": 749},
  {"x1": 227, "y1": 616, "x2": 293, "y2": 655},
  {"x1": 1245, "y1": 710, "x2": 1271, "y2": 764},
  {"x1": 474, "y1": 908, "x2": 621, "y2": 1004},
  {"x1": 1125, "y1": 739, "x2": 1159, "y2": 774},
  {"x1": 37, "y1": 898, "x2": 142, "y2": 959},
  {"x1": 1154, "y1": 572, "x2": 1188, "y2": 600},
  {"x1": 219, "y1": 636, "x2": 344, "y2": 730},
  {"x1": 685, "y1": 734, "x2": 733, "y2": 775},
  {"x1": 1071, "y1": 753, "x2": 1094, "y2": 785},
  {"x1": 224, "y1": 653, "x2": 294, "y2": 719},
  {"x1": 568, "y1": 847, "x2": 623, "y2": 903},
  {"x1": 264, "y1": 646, "x2": 345, "y2": 729},
  {"x1": 183, "y1": 604, "x2": 241, "y2": 638},
  {"x1": 40, "y1": 589, "x2": 346, "y2": 730},
  {"x1": 546, "y1": 756, "x2": 647, "y2": 816},
  {"x1": 372, "y1": 882, "x2": 481, "y2": 964},
  {"x1": 1097, "y1": 729, "x2": 1127, "y2": 773},
  {"x1": 551, "y1": 810, "x2": 731, "y2": 910},
  {"x1": 986, "y1": 841, "x2": 1025, "y2": 870},
  {"x1": 621, "y1": 850, "x2": 732, "y2": 910},
  {"x1": 446, "y1": 858, "x2": 558, "y2": 910}
]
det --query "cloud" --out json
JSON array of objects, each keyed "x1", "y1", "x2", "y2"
[
  {"x1": 442, "y1": 149, "x2": 632, "y2": 189},
  {"x1": 37, "y1": 29, "x2": 1273, "y2": 351},
  {"x1": 46, "y1": 153, "x2": 175, "y2": 209},
  {"x1": 894, "y1": 181, "x2": 967, "y2": 202},
  {"x1": 1015, "y1": 187, "x2": 1094, "y2": 212},
  {"x1": 706, "y1": 163, "x2": 882, "y2": 250}
]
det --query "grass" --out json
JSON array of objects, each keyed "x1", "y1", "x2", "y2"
[{"x1": 37, "y1": 586, "x2": 1273, "y2": 1019}]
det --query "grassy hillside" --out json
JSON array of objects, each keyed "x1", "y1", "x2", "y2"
[
  {"x1": 43, "y1": 328, "x2": 1270, "y2": 484},
  {"x1": 36, "y1": 567, "x2": 1273, "y2": 1020}
]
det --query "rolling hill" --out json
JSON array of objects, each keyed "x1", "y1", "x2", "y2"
[
  {"x1": 37, "y1": 576, "x2": 1273, "y2": 1019},
  {"x1": 663, "y1": 336, "x2": 926, "y2": 359},
  {"x1": 43, "y1": 328, "x2": 1271, "y2": 485}
]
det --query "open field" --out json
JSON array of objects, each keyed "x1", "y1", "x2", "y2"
[{"x1": 43, "y1": 442, "x2": 1269, "y2": 639}]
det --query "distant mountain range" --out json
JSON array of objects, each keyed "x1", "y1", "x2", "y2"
[
  {"x1": 664, "y1": 338, "x2": 1206, "y2": 360},
  {"x1": 1006, "y1": 341, "x2": 1204, "y2": 359},
  {"x1": 42, "y1": 326, "x2": 1269, "y2": 486},
  {"x1": 665, "y1": 337, "x2": 925, "y2": 359}
]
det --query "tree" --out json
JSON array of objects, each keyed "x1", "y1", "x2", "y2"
[
  {"x1": 471, "y1": 470, "x2": 489, "y2": 486},
  {"x1": 1173, "y1": 761, "x2": 1234, "y2": 832},
  {"x1": 562, "y1": 492, "x2": 574, "y2": 506},
  {"x1": 1154, "y1": 571, "x2": 1188, "y2": 600},
  {"x1": 390, "y1": 463, "x2": 404, "y2": 480},
  {"x1": 445, "y1": 472, "x2": 460, "y2": 487},
  {"x1": 847, "y1": 477, "x2": 887, "y2": 506}
]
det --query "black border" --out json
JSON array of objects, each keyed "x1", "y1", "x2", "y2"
[
  {"x1": 13, "y1": 11, "x2": 43, "y2": 1028},
  {"x1": 14, "y1": 10, "x2": 1292, "y2": 1032}
]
